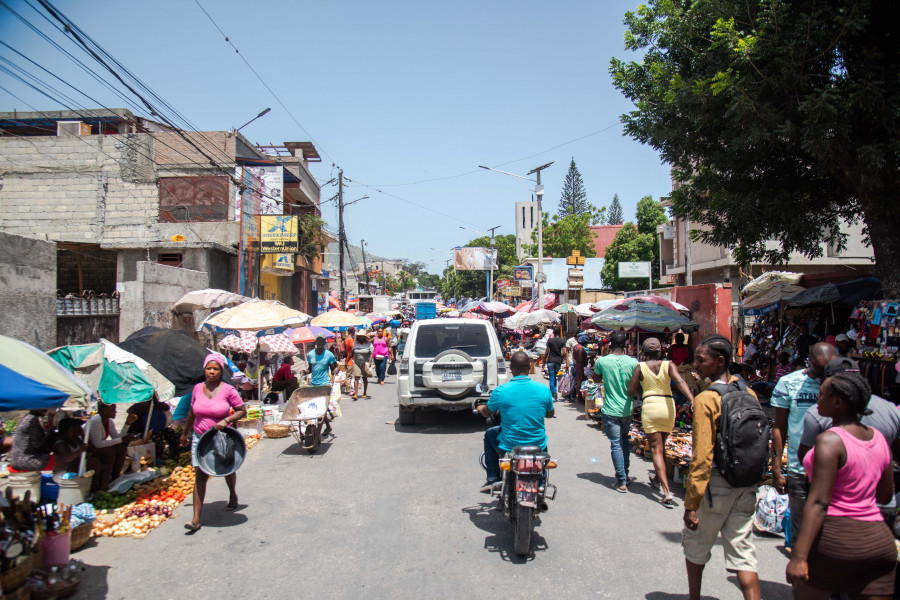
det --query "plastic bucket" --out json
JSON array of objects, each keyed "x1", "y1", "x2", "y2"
[
  {"x1": 42, "y1": 531, "x2": 70, "y2": 566},
  {"x1": 8, "y1": 471, "x2": 41, "y2": 502},
  {"x1": 54, "y1": 475, "x2": 91, "y2": 506},
  {"x1": 40, "y1": 473, "x2": 59, "y2": 502}
]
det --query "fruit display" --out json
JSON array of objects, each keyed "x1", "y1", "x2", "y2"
[{"x1": 246, "y1": 433, "x2": 261, "y2": 450}]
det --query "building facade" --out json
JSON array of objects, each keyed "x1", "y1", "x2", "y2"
[{"x1": 514, "y1": 200, "x2": 539, "y2": 261}]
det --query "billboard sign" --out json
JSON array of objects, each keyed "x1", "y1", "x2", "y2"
[
  {"x1": 260, "y1": 216, "x2": 299, "y2": 253},
  {"x1": 453, "y1": 247, "x2": 497, "y2": 271},
  {"x1": 503, "y1": 285, "x2": 522, "y2": 297},
  {"x1": 513, "y1": 266, "x2": 533, "y2": 282},
  {"x1": 495, "y1": 279, "x2": 511, "y2": 290},
  {"x1": 618, "y1": 261, "x2": 651, "y2": 278}
]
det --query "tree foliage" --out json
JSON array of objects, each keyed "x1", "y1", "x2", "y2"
[
  {"x1": 558, "y1": 158, "x2": 589, "y2": 218},
  {"x1": 607, "y1": 194, "x2": 624, "y2": 225},
  {"x1": 636, "y1": 195, "x2": 667, "y2": 235},
  {"x1": 609, "y1": 0, "x2": 900, "y2": 294},
  {"x1": 525, "y1": 213, "x2": 597, "y2": 259},
  {"x1": 601, "y1": 222, "x2": 659, "y2": 292}
]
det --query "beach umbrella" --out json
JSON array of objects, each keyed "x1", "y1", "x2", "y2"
[
  {"x1": 590, "y1": 298, "x2": 699, "y2": 333},
  {"x1": 218, "y1": 331, "x2": 299, "y2": 356},
  {"x1": 553, "y1": 303, "x2": 576, "y2": 314},
  {"x1": 591, "y1": 299, "x2": 621, "y2": 312},
  {"x1": 514, "y1": 300, "x2": 537, "y2": 313},
  {"x1": 573, "y1": 303, "x2": 597, "y2": 317},
  {"x1": 48, "y1": 339, "x2": 176, "y2": 404},
  {"x1": 172, "y1": 288, "x2": 250, "y2": 313},
  {"x1": 118, "y1": 326, "x2": 233, "y2": 396},
  {"x1": 505, "y1": 309, "x2": 560, "y2": 330},
  {"x1": 460, "y1": 300, "x2": 482, "y2": 313},
  {"x1": 461, "y1": 311, "x2": 489, "y2": 320},
  {"x1": 609, "y1": 295, "x2": 691, "y2": 313},
  {"x1": 367, "y1": 312, "x2": 388, "y2": 323},
  {"x1": 0, "y1": 335, "x2": 92, "y2": 411},
  {"x1": 384, "y1": 310, "x2": 403, "y2": 318},
  {"x1": 285, "y1": 326, "x2": 335, "y2": 344},
  {"x1": 311, "y1": 310, "x2": 367, "y2": 331},
  {"x1": 478, "y1": 301, "x2": 517, "y2": 316},
  {"x1": 203, "y1": 299, "x2": 310, "y2": 336}
]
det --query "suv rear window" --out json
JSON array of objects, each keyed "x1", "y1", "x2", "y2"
[{"x1": 413, "y1": 323, "x2": 492, "y2": 358}]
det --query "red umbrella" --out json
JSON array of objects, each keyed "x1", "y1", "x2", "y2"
[
  {"x1": 461, "y1": 311, "x2": 488, "y2": 320},
  {"x1": 610, "y1": 295, "x2": 689, "y2": 313},
  {"x1": 285, "y1": 326, "x2": 335, "y2": 344},
  {"x1": 580, "y1": 317, "x2": 601, "y2": 330}
]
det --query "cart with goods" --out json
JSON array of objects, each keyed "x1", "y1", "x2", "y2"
[{"x1": 282, "y1": 386, "x2": 333, "y2": 454}]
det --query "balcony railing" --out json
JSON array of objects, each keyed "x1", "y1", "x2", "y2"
[{"x1": 57, "y1": 292, "x2": 120, "y2": 316}]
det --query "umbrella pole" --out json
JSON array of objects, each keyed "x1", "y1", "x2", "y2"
[{"x1": 143, "y1": 399, "x2": 154, "y2": 441}]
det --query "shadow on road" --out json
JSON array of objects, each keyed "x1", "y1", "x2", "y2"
[
  {"x1": 74, "y1": 564, "x2": 110, "y2": 599},
  {"x1": 394, "y1": 409, "x2": 486, "y2": 434},
  {"x1": 461, "y1": 502, "x2": 548, "y2": 563},
  {"x1": 645, "y1": 593, "x2": 719, "y2": 600},
  {"x1": 576, "y1": 471, "x2": 662, "y2": 504},
  {"x1": 726, "y1": 576, "x2": 791, "y2": 600},
  {"x1": 189, "y1": 501, "x2": 249, "y2": 528},
  {"x1": 279, "y1": 437, "x2": 334, "y2": 457}
]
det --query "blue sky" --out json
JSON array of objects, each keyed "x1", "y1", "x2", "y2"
[{"x1": 0, "y1": 0, "x2": 672, "y2": 273}]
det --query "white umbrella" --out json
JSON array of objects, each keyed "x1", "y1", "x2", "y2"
[
  {"x1": 172, "y1": 289, "x2": 250, "y2": 313},
  {"x1": 504, "y1": 309, "x2": 560, "y2": 329},
  {"x1": 574, "y1": 303, "x2": 597, "y2": 317}
]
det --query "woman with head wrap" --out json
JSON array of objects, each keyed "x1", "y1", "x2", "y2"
[
  {"x1": 627, "y1": 337, "x2": 694, "y2": 507},
  {"x1": 179, "y1": 352, "x2": 246, "y2": 532}
]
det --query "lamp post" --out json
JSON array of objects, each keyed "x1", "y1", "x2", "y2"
[
  {"x1": 458, "y1": 225, "x2": 501, "y2": 300},
  {"x1": 235, "y1": 107, "x2": 271, "y2": 132},
  {"x1": 478, "y1": 163, "x2": 552, "y2": 306}
]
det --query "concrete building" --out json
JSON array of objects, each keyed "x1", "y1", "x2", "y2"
[
  {"x1": 0, "y1": 108, "x2": 326, "y2": 344},
  {"x1": 0, "y1": 231, "x2": 57, "y2": 348},
  {"x1": 514, "y1": 200, "x2": 539, "y2": 261}
]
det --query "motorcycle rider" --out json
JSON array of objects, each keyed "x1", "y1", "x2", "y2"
[{"x1": 477, "y1": 350, "x2": 554, "y2": 493}]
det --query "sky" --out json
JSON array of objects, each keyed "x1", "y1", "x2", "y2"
[{"x1": 0, "y1": 0, "x2": 672, "y2": 274}]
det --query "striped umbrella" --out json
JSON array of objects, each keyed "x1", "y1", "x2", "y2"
[
  {"x1": 218, "y1": 331, "x2": 299, "y2": 355},
  {"x1": 590, "y1": 298, "x2": 699, "y2": 333},
  {"x1": 310, "y1": 310, "x2": 366, "y2": 332},
  {"x1": 0, "y1": 335, "x2": 92, "y2": 411},
  {"x1": 285, "y1": 326, "x2": 335, "y2": 344}
]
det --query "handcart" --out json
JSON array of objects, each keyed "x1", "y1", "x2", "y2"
[{"x1": 283, "y1": 386, "x2": 334, "y2": 454}]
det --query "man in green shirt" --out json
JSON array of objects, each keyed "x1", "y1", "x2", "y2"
[{"x1": 594, "y1": 332, "x2": 638, "y2": 492}]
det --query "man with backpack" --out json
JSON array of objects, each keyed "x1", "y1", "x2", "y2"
[{"x1": 683, "y1": 335, "x2": 767, "y2": 600}]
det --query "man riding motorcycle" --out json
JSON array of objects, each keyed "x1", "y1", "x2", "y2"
[{"x1": 477, "y1": 351, "x2": 554, "y2": 493}]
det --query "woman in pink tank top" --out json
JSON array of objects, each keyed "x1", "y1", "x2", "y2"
[{"x1": 786, "y1": 371, "x2": 895, "y2": 598}]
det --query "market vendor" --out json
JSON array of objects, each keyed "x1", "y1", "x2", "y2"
[
  {"x1": 835, "y1": 333, "x2": 852, "y2": 357},
  {"x1": 88, "y1": 401, "x2": 137, "y2": 492},
  {"x1": 271, "y1": 356, "x2": 299, "y2": 398},
  {"x1": 9, "y1": 409, "x2": 52, "y2": 472},
  {"x1": 52, "y1": 417, "x2": 97, "y2": 477},
  {"x1": 125, "y1": 396, "x2": 170, "y2": 437}
]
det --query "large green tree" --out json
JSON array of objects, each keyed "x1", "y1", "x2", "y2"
[
  {"x1": 525, "y1": 213, "x2": 597, "y2": 259},
  {"x1": 610, "y1": 0, "x2": 900, "y2": 294},
  {"x1": 558, "y1": 158, "x2": 589, "y2": 218},
  {"x1": 636, "y1": 195, "x2": 668, "y2": 235},
  {"x1": 607, "y1": 194, "x2": 624, "y2": 225},
  {"x1": 601, "y1": 222, "x2": 659, "y2": 291}
]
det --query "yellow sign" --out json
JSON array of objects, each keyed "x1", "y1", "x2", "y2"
[
  {"x1": 503, "y1": 285, "x2": 522, "y2": 296},
  {"x1": 566, "y1": 249, "x2": 585, "y2": 265},
  {"x1": 261, "y1": 253, "x2": 295, "y2": 275},
  {"x1": 260, "y1": 216, "x2": 299, "y2": 254}
]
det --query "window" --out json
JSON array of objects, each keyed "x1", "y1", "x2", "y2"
[
  {"x1": 158, "y1": 253, "x2": 183, "y2": 267},
  {"x1": 522, "y1": 207, "x2": 526, "y2": 229},
  {"x1": 530, "y1": 206, "x2": 534, "y2": 228},
  {"x1": 159, "y1": 176, "x2": 229, "y2": 222},
  {"x1": 414, "y1": 323, "x2": 491, "y2": 358}
]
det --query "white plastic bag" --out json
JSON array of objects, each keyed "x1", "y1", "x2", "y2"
[{"x1": 753, "y1": 484, "x2": 789, "y2": 534}]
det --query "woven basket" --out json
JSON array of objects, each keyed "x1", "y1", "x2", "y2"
[
  {"x1": 0, "y1": 555, "x2": 33, "y2": 592},
  {"x1": 263, "y1": 424, "x2": 290, "y2": 439},
  {"x1": 69, "y1": 523, "x2": 93, "y2": 552},
  {"x1": 29, "y1": 565, "x2": 79, "y2": 600}
]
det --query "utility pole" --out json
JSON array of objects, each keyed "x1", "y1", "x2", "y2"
[
  {"x1": 487, "y1": 225, "x2": 501, "y2": 300},
  {"x1": 527, "y1": 162, "x2": 554, "y2": 307},
  {"x1": 338, "y1": 169, "x2": 346, "y2": 311},
  {"x1": 361, "y1": 239, "x2": 371, "y2": 293}
]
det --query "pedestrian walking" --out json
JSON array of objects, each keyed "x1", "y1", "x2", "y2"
[
  {"x1": 627, "y1": 337, "x2": 694, "y2": 507},
  {"x1": 571, "y1": 336, "x2": 589, "y2": 403},
  {"x1": 786, "y1": 370, "x2": 895, "y2": 597},
  {"x1": 373, "y1": 330, "x2": 389, "y2": 385},
  {"x1": 771, "y1": 342, "x2": 838, "y2": 543},
  {"x1": 592, "y1": 332, "x2": 638, "y2": 493},
  {"x1": 682, "y1": 335, "x2": 760, "y2": 600},
  {"x1": 179, "y1": 353, "x2": 246, "y2": 532},
  {"x1": 543, "y1": 326, "x2": 567, "y2": 401},
  {"x1": 350, "y1": 332, "x2": 374, "y2": 400}
]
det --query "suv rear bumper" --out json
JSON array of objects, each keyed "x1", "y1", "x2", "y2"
[{"x1": 398, "y1": 377, "x2": 490, "y2": 409}]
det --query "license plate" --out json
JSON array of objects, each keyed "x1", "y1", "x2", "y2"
[{"x1": 441, "y1": 371, "x2": 462, "y2": 381}]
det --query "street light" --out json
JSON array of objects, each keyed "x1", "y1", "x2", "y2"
[
  {"x1": 235, "y1": 107, "x2": 271, "y2": 132},
  {"x1": 479, "y1": 163, "x2": 553, "y2": 305},
  {"x1": 458, "y1": 225, "x2": 501, "y2": 300}
]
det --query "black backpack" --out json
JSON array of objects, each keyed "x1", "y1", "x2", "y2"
[{"x1": 709, "y1": 379, "x2": 771, "y2": 488}]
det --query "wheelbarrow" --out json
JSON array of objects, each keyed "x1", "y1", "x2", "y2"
[{"x1": 283, "y1": 386, "x2": 334, "y2": 454}]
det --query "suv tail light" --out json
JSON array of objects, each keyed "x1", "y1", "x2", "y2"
[
  {"x1": 497, "y1": 356, "x2": 506, "y2": 374},
  {"x1": 399, "y1": 358, "x2": 409, "y2": 375}
]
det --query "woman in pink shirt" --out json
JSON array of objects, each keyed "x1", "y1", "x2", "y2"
[
  {"x1": 786, "y1": 371, "x2": 895, "y2": 598},
  {"x1": 373, "y1": 330, "x2": 390, "y2": 385},
  {"x1": 179, "y1": 353, "x2": 246, "y2": 532}
]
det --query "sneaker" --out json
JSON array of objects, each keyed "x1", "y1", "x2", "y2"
[{"x1": 480, "y1": 479, "x2": 500, "y2": 494}]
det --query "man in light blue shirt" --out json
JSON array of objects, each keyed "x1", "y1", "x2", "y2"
[
  {"x1": 770, "y1": 342, "x2": 837, "y2": 538},
  {"x1": 477, "y1": 351, "x2": 554, "y2": 492},
  {"x1": 305, "y1": 336, "x2": 337, "y2": 386}
]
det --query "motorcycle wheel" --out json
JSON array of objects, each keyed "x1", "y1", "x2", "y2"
[{"x1": 513, "y1": 503, "x2": 534, "y2": 556}]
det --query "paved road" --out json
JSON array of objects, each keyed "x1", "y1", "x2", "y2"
[{"x1": 74, "y1": 373, "x2": 793, "y2": 599}]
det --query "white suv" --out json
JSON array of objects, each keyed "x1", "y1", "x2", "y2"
[{"x1": 396, "y1": 319, "x2": 509, "y2": 425}]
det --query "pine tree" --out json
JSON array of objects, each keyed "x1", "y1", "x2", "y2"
[
  {"x1": 557, "y1": 158, "x2": 589, "y2": 218},
  {"x1": 607, "y1": 194, "x2": 624, "y2": 225}
]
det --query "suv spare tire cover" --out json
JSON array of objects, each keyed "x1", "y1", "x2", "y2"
[{"x1": 422, "y1": 349, "x2": 484, "y2": 399}]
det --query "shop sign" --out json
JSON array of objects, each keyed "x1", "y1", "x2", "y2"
[
  {"x1": 503, "y1": 285, "x2": 522, "y2": 296},
  {"x1": 495, "y1": 279, "x2": 511, "y2": 290},
  {"x1": 618, "y1": 261, "x2": 651, "y2": 278},
  {"x1": 260, "y1": 216, "x2": 299, "y2": 253}
]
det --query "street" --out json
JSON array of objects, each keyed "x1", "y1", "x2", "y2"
[{"x1": 74, "y1": 373, "x2": 792, "y2": 600}]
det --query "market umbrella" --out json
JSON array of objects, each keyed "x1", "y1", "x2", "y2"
[
  {"x1": 48, "y1": 339, "x2": 176, "y2": 404},
  {"x1": 504, "y1": 309, "x2": 560, "y2": 330},
  {"x1": 553, "y1": 303, "x2": 576, "y2": 314},
  {"x1": 591, "y1": 299, "x2": 620, "y2": 312},
  {"x1": 609, "y1": 295, "x2": 691, "y2": 313},
  {"x1": 580, "y1": 317, "x2": 602, "y2": 331},
  {"x1": 384, "y1": 310, "x2": 403, "y2": 318},
  {"x1": 310, "y1": 310, "x2": 367, "y2": 331},
  {"x1": 514, "y1": 300, "x2": 537, "y2": 313},
  {"x1": 0, "y1": 335, "x2": 92, "y2": 411},
  {"x1": 218, "y1": 331, "x2": 299, "y2": 356},
  {"x1": 203, "y1": 299, "x2": 310, "y2": 336},
  {"x1": 445, "y1": 310, "x2": 460, "y2": 318},
  {"x1": 118, "y1": 326, "x2": 233, "y2": 396},
  {"x1": 591, "y1": 298, "x2": 700, "y2": 333},
  {"x1": 357, "y1": 316, "x2": 374, "y2": 330},
  {"x1": 574, "y1": 303, "x2": 597, "y2": 317},
  {"x1": 742, "y1": 283, "x2": 806, "y2": 314},
  {"x1": 786, "y1": 277, "x2": 883, "y2": 308},
  {"x1": 367, "y1": 312, "x2": 388, "y2": 323},
  {"x1": 171, "y1": 288, "x2": 250, "y2": 314},
  {"x1": 477, "y1": 301, "x2": 517, "y2": 316},
  {"x1": 460, "y1": 300, "x2": 482, "y2": 313},
  {"x1": 285, "y1": 326, "x2": 335, "y2": 344},
  {"x1": 461, "y1": 311, "x2": 488, "y2": 320}
]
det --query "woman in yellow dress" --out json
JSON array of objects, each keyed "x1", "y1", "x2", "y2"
[{"x1": 628, "y1": 337, "x2": 694, "y2": 507}]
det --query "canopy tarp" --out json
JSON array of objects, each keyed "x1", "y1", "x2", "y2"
[
  {"x1": 741, "y1": 271, "x2": 803, "y2": 297},
  {"x1": 591, "y1": 298, "x2": 699, "y2": 333},
  {"x1": 0, "y1": 335, "x2": 92, "y2": 411},
  {"x1": 786, "y1": 277, "x2": 883, "y2": 308},
  {"x1": 741, "y1": 283, "x2": 806, "y2": 315}
]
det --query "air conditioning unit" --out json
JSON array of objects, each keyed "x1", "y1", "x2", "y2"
[{"x1": 57, "y1": 121, "x2": 91, "y2": 136}]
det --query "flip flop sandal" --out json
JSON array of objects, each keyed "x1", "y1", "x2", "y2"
[
  {"x1": 225, "y1": 501, "x2": 238, "y2": 511},
  {"x1": 184, "y1": 521, "x2": 201, "y2": 532},
  {"x1": 649, "y1": 475, "x2": 662, "y2": 492},
  {"x1": 659, "y1": 496, "x2": 677, "y2": 509},
  {"x1": 613, "y1": 484, "x2": 628, "y2": 494}
]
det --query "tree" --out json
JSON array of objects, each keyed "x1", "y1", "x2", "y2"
[
  {"x1": 601, "y1": 222, "x2": 659, "y2": 291},
  {"x1": 636, "y1": 195, "x2": 667, "y2": 235},
  {"x1": 525, "y1": 213, "x2": 597, "y2": 259},
  {"x1": 607, "y1": 194, "x2": 624, "y2": 225},
  {"x1": 610, "y1": 0, "x2": 900, "y2": 295},
  {"x1": 558, "y1": 158, "x2": 589, "y2": 218}
]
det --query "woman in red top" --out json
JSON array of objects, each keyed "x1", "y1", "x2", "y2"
[{"x1": 179, "y1": 353, "x2": 246, "y2": 532}]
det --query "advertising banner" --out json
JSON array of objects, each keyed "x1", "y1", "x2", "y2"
[
  {"x1": 234, "y1": 164, "x2": 284, "y2": 218},
  {"x1": 237, "y1": 167, "x2": 260, "y2": 297},
  {"x1": 260, "y1": 216, "x2": 299, "y2": 253},
  {"x1": 453, "y1": 247, "x2": 497, "y2": 271},
  {"x1": 503, "y1": 285, "x2": 522, "y2": 297},
  {"x1": 495, "y1": 279, "x2": 511, "y2": 290},
  {"x1": 618, "y1": 261, "x2": 651, "y2": 278}
]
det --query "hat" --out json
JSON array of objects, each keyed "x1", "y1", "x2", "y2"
[
  {"x1": 835, "y1": 334, "x2": 850, "y2": 343},
  {"x1": 193, "y1": 427, "x2": 246, "y2": 477},
  {"x1": 824, "y1": 357, "x2": 860, "y2": 379}
]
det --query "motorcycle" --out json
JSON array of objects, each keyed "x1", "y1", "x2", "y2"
[{"x1": 474, "y1": 393, "x2": 557, "y2": 556}]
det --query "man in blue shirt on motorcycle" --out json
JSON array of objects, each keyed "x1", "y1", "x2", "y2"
[{"x1": 477, "y1": 351, "x2": 554, "y2": 493}]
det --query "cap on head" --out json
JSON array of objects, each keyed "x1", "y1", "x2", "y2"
[
  {"x1": 835, "y1": 334, "x2": 850, "y2": 343},
  {"x1": 824, "y1": 357, "x2": 860, "y2": 379}
]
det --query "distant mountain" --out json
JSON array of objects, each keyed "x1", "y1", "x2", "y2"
[{"x1": 325, "y1": 242, "x2": 396, "y2": 272}]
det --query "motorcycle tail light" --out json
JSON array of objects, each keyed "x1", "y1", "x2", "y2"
[
  {"x1": 516, "y1": 458, "x2": 541, "y2": 473},
  {"x1": 499, "y1": 458, "x2": 511, "y2": 471},
  {"x1": 399, "y1": 358, "x2": 409, "y2": 375},
  {"x1": 546, "y1": 460, "x2": 558, "y2": 469}
]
